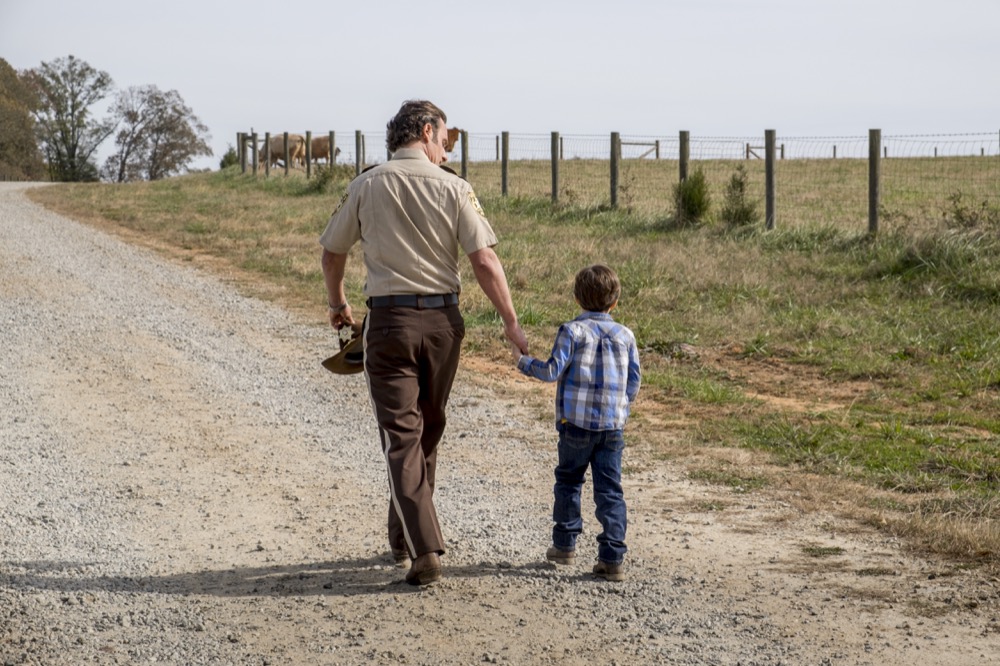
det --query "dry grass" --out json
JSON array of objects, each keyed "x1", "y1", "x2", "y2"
[{"x1": 465, "y1": 154, "x2": 998, "y2": 231}]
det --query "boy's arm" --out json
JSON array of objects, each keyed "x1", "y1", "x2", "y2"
[
  {"x1": 516, "y1": 325, "x2": 572, "y2": 382},
  {"x1": 626, "y1": 339, "x2": 641, "y2": 402}
]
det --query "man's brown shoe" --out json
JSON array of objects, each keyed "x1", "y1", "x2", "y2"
[
  {"x1": 405, "y1": 553, "x2": 442, "y2": 586},
  {"x1": 593, "y1": 560, "x2": 625, "y2": 582},
  {"x1": 545, "y1": 546, "x2": 576, "y2": 565}
]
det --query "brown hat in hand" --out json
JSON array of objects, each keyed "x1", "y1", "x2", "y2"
[{"x1": 321, "y1": 322, "x2": 364, "y2": 375}]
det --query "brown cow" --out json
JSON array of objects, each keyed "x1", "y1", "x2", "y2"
[
  {"x1": 445, "y1": 127, "x2": 462, "y2": 153},
  {"x1": 310, "y1": 135, "x2": 342, "y2": 165},
  {"x1": 260, "y1": 133, "x2": 306, "y2": 168}
]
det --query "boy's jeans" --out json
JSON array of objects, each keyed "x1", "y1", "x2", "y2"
[{"x1": 552, "y1": 421, "x2": 627, "y2": 564}]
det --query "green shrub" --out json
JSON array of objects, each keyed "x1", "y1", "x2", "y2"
[
  {"x1": 301, "y1": 164, "x2": 356, "y2": 195},
  {"x1": 720, "y1": 164, "x2": 759, "y2": 229},
  {"x1": 672, "y1": 168, "x2": 710, "y2": 226},
  {"x1": 219, "y1": 145, "x2": 239, "y2": 170}
]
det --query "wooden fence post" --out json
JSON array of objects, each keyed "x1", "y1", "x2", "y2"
[
  {"x1": 329, "y1": 131, "x2": 336, "y2": 165},
  {"x1": 250, "y1": 132, "x2": 258, "y2": 175},
  {"x1": 765, "y1": 129, "x2": 776, "y2": 230},
  {"x1": 551, "y1": 131, "x2": 560, "y2": 204},
  {"x1": 655, "y1": 140, "x2": 661, "y2": 159},
  {"x1": 610, "y1": 132, "x2": 621, "y2": 209},
  {"x1": 461, "y1": 130, "x2": 469, "y2": 180},
  {"x1": 501, "y1": 131, "x2": 509, "y2": 197},
  {"x1": 679, "y1": 131, "x2": 690, "y2": 182},
  {"x1": 305, "y1": 131, "x2": 312, "y2": 178},
  {"x1": 355, "y1": 130, "x2": 363, "y2": 177},
  {"x1": 238, "y1": 133, "x2": 247, "y2": 173},
  {"x1": 282, "y1": 132, "x2": 290, "y2": 176},
  {"x1": 869, "y1": 129, "x2": 881, "y2": 235},
  {"x1": 264, "y1": 132, "x2": 271, "y2": 177}
]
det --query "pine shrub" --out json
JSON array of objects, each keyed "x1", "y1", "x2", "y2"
[
  {"x1": 720, "y1": 164, "x2": 760, "y2": 229},
  {"x1": 673, "y1": 168, "x2": 710, "y2": 226}
]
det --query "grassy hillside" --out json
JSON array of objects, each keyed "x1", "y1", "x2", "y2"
[{"x1": 28, "y1": 165, "x2": 1000, "y2": 565}]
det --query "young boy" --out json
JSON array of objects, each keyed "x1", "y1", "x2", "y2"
[{"x1": 512, "y1": 264, "x2": 641, "y2": 581}]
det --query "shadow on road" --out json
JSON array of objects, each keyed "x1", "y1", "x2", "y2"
[{"x1": 2, "y1": 557, "x2": 595, "y2": 598}]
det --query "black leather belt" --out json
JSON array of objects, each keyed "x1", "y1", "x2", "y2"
[{"x1": 366, "y1": 293, "x2": 459, "y2": 309}]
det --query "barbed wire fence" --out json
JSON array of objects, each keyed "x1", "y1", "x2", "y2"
[{"x1": 237, "y1": 129, "x2": 999, "y2": 233}]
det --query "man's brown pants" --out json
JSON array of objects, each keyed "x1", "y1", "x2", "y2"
[{"x1": 362, "y1": 304, "x2": 464, "y2": 559}]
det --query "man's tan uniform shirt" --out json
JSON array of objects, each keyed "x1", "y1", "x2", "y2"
[{"x1": 319, "y1": 148, "x2": 497, "y2": 297}]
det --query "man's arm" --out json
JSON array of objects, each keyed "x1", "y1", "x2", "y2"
[
  {"x1": 321, "y1": 248, "x2": 354, "y2": 329},
  {"x1": 468, "y1": 246, "x2": 527, "y2": 354}
]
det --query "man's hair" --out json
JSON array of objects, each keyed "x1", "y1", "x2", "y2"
[
  {"x1": 386, "y1": 100, "x2": 447, "y2": 152},
  {"x1": 574, "y1": 264, "x2": 621, "y2": 313}
]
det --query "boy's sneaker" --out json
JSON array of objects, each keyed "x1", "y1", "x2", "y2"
[
  {"x1": 545, "y1": 546, "x2": 576, "y2": 565},
  {"x1": 593, "y1": 560, "x2": 625, "y2": 582}
]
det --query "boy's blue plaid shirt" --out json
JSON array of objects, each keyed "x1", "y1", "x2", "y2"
[{"x1": 517, "y1": 311, "x2": 641, "y2": 431}]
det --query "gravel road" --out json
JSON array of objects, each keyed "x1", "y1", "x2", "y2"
[{"x1": 1, "y1": 181, "x2": 998, "y2": 665}]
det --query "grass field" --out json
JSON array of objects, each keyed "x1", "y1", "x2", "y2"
[
  {"x1": 28, "y1": 159, "x2": 1000, "y2": 566},
  {"x1": 464, "y1": 154, "x2": 1000, "y2": 230}
]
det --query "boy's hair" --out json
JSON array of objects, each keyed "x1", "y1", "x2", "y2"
[{"x1": 574, "y1": 264, "x2": 621, "y2": 312}]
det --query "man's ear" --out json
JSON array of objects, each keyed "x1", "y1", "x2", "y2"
[{"x1": 422, "y1": 122, "x2": 435, "y2": 143}]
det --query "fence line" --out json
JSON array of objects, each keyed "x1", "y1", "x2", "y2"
[{"x1": 236, "y1": 130, "x2": 1000, "y2": 233}]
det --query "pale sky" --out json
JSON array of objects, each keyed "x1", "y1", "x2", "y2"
[{"x1": 2, "y1": 0, "x2": 997, "y2": 170}]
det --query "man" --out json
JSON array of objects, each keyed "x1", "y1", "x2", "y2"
[{"x1": 320, "y1": 100, "x2": 528, "y2": 585}]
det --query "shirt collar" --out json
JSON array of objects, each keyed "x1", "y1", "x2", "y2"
[
  {"x1": 574, "y1": 311, "x2": 614, "y2": 322},
  {"x1": 390, "y1": 147, "x2": 431, "y2": 162}
]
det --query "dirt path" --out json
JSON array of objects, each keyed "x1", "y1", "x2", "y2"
[{"x1": 1, "y1": 182, "x2": 998, "y2": 665}]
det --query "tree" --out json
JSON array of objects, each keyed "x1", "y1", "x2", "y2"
[
  {"x1": 102, "y1": 85, "x2": 212, "y2": 182},
  {"x1": 0, "y1": 58, "x2": 46, "y2": 180},
  {"x1": 23, "y1": 55, "x2": 114, "y2": 182}
]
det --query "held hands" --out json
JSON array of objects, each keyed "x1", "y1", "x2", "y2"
[
  {"x1": 509, "y1": 342, "x2": 522, "y2": 365},
  {"x1": 505, "y1": 321, "x2": 527, "y2": 365}
]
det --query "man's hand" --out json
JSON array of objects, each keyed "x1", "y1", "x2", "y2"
[
  {"x1": 328, "y1": 304, "x2": 354, "y2": 331},
  {"x1": 509, "y1": 341, "x2": 523, "y2": 365},
  {"x1": 505, "y1": 320, "x2": 528, "y2": 357}
]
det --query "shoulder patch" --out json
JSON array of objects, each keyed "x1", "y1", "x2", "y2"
[{"x1": 468, "y1": 191, "x2": 487, "y2": 219}]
